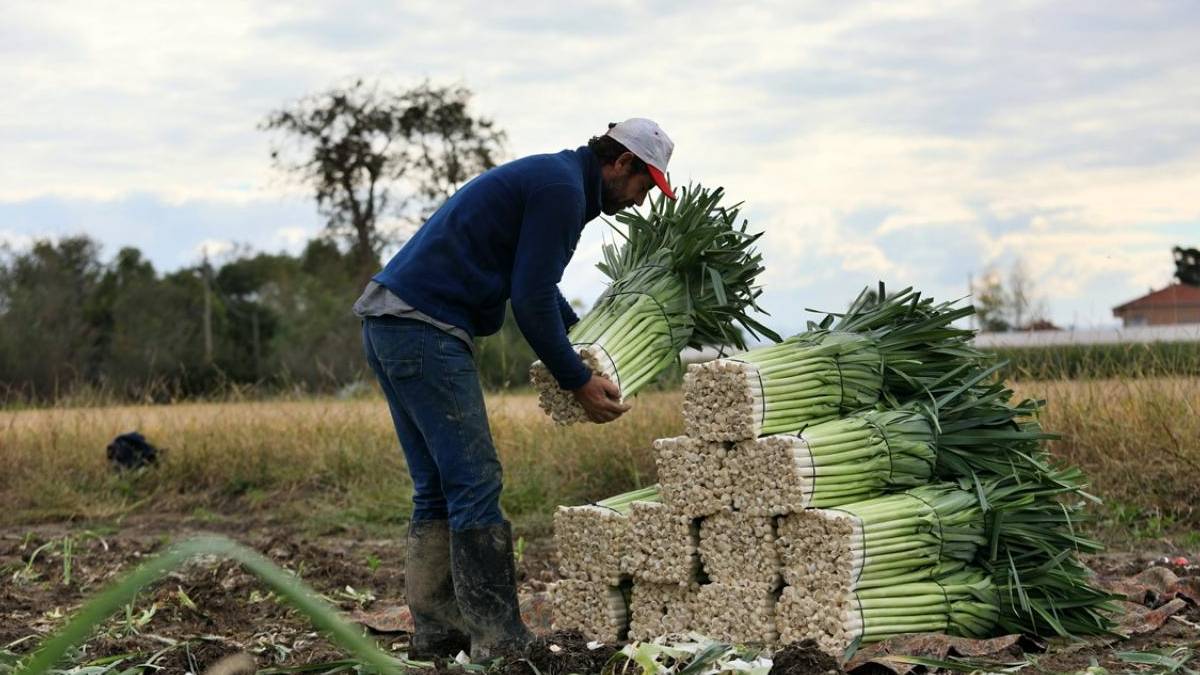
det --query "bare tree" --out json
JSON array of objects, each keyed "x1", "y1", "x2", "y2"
[
  {"x1": 262, "y1": 79, "x2": 506, "y2": 277},
  {"x1": 972, "y1": 258, "x2": 1049, "y2": 331},
  {"x1": 972, "y1": 267, "x2": 1010, "y2": 332}
]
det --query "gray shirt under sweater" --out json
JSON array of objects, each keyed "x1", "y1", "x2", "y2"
[{"x1": 353, "y1": 281, "x2": 474, "y2": 353}]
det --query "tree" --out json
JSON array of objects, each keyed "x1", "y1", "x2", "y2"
[
  {"x1": 972, "y1": 268, "x2": 1010, "y2": 332},
  {"x1": 971, "y1": 258, "x2": 1049, "y2": 332},
  {"x1": 0, "y1": 237, "x2": 106, "y2": 398},
  {"x1": 262, "y1": 79, "x2": 506, "y2": 277}
]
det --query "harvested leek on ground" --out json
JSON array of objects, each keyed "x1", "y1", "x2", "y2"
[
  {"x1": 683, "y1": 285, "x2": 980, "y2": 441},
  {"x1": 653, "y1": 436, "x2": 735, "y2": 517},
  {"x1": 683, "y1": 331, "x2": 881, "y2": 440},
  {"x1": 977, "y1": 474, "x2": 1117, "y2": 638},
  {"x1": 777, "y1": 484, "x2": 986, "y2": 596},
  {"x1": 624, "y1": 501, "x2": 701, "y2": 585},
  {"x1": 554, "y1": 486, "x2": 659, "y2": 584},
  {"x1": 728, "y1": 408, "x2": 937, "y2": 515},
  {"x1": 628, "y1": 582, "x2": 703, "y2": 641},
  {"x1": 698, "y1": 510, "x2": 781, "y2": 585},
  {"x1": 553, "y1": 579, "x2": 631, "y2": 642},
  {"x1": 531, "y1": 184, "x2": 778, "y2": 424},
  {"x1": 777, "y1": 569, "x2": 999, "y2": 656}
]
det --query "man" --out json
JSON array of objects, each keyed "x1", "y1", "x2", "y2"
[{"x1": 355, "y1": 119, "x2": 676, "y2": 660}]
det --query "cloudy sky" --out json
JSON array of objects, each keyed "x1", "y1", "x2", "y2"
[{"x1": 3, "y1": 1, "x2": 1197, "y2": 334}]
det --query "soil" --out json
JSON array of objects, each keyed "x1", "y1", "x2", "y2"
[
  {"x1": 770, "y1": 640, "x2": 842, "y2": 674},
  {"x1": 0, "y1": 514, "x2": 560, "y2": 673},
  {"x1": 497, "y1": 630, "x2": 620, "y2": 675},
  {"x1": 1, "y1": 515, "x2": 1197, "y2": 674}
]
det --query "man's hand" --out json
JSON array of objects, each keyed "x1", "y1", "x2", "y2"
[{"x1": 572, "y1": 374, "x2": 631, "y2": 424}]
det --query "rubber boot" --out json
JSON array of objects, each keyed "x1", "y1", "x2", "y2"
[
  {"x1": 405, "y1": 520, "x2": 471, "y2": 659},
  {"x1": 450, "y1": 521, "x2": 534, "y2": 661}
]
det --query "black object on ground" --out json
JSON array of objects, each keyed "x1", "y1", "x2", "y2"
[{"x1": 106, "y1": 431, "x2": 161, "y2": 471}]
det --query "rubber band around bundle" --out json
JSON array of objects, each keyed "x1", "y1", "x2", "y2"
[
  {"x1": 826, "y1": 507, "x2": 867, "y2": 586},
  {"x1": 854, "y1": 592, "x2": 866, "y2": 641},
  {"x1": 863, "y1": 417, "x2": 896, "y2": 483},
  {"x1": 833, "y1": 353, "x2": 848, "y2": 410},
  {"x1": 599, "y1": 290, "x2": 679, "y2": 349},
  {"x1": 728, "y1": 357, "x2": 768, "y2": 430},
  {"x1": 935, "y1": 578, "x2": 952, "y2": 633},
  {"x1": 575, "y1": 341, "x2": 623, "y2": 392},
  {"x1": 587, "y1": 501, "x2": 623, "y2": 515},
  {"x1": 906, "y1": 491, "x2": 946, "y2": 562}
]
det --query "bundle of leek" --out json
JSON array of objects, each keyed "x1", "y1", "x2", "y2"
[
  {"x1": 777, "y1": 569, "x2": 999, "y2": 656},
  {"x1": 531, "y1": 184, "x2": 777, "y2": 424},
  {"x1": 978, "y1": 474, "x2": 1117, "y2": 638},
  {"x1": 553, "y1": 579, "x2": 632, "y2": 643},
  {"x1": 652, "y1": 436, "x2": 734, "y2": 517},
  {"x1": 554, "y1": 486, "x2": 659, "y2": 584},
  {"x1": 728, "y1": 407, "x2": 937, "y2": 515},
  {"x1": 683, "y1": 285, "x2": 982, "y2": 441},
  {"x1": 778, "y1": 483, "x2": 987, "y2": 596}
]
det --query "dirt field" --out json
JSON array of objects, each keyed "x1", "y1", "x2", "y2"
[
  {"x1": 2, "y1": 515, "x2": 1198, "y2": 674},
  {"x1": 3, "y1": 380, "x2": 1198, "y2": 672}
]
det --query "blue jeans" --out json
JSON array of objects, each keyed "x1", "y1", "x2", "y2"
[{"x1": 362, "y1": 316, "x2": 505, "y2": 531}]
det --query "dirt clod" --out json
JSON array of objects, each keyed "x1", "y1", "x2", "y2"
[
  {"x1": 499, "y1": 630, "x2": 620, "y2": 675},
  {"x1": 770, "y1": 639, "x2": 842, "y2": 675}
]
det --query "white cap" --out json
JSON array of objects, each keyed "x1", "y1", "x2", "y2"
[{"x1": 605, "y1": 118, "x2": 676, "y2": 200}]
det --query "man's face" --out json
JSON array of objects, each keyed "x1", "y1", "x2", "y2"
[{"x1": 600, "y1": 153, "x2": 657, "y2": 216}]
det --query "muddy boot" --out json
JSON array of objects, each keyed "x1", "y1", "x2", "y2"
[
  {"x1": 450, "y1": 521, "x2": 533, "y2": 661},
  {"x1": 406, "y1": 519, "x2": 471, "y2": 659}
]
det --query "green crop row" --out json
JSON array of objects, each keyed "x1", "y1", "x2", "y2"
[{"x1": 987, "y1": 341, "x2": 1200, "y2": 380}]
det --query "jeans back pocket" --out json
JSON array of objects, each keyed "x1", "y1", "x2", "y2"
[{"x1": 368, "y1": 319, "x2": 425, "y2": 380}]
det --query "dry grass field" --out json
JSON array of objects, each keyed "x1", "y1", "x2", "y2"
[
  {"x1": 2, "y1": 377, "x2": 1197, "y2": 539},
  {"x1": 2, "y1": 379, "x2": 1199, "y2": 673},
  {"x1": 0, "y1": 391, "x2": 680, "y2": 532}
]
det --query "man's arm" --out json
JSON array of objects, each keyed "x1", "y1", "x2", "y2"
[
  {"x1": 511, "y1": 183, "x2": 629, "y2": 423},
  {"x1": 509, "y1": 183, "x2": 592, "y2": 390},
  {"x1": 558, "y1": 290, "x2": 580, "y2": 332}
]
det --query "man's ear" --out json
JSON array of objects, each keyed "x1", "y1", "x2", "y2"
[{"x1": 615, "y1": 151, "x2": 636, "y2": 174}]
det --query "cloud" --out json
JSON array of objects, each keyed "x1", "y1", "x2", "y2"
[
  {"x1": 193, "y1": 238, "x2": 235, "y2": 262},
  {"x1": 0, "y1": 229, "x2": 36, "y2": 252},
  {"x1": 2, "y1": 2, "x2": 1198, "y2": 331}
]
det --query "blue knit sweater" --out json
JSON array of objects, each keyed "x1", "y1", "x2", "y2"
[{"x1": 372, "y1": 146, "x2": 602, "y2": 390}]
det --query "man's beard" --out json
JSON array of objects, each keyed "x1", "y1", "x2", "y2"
[{"x1": 600, "y1": 177, "x2": 630, "y2": 216}]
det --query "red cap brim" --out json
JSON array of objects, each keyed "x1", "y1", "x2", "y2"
[{"x1": 647, "y1": 164, "x2": 676, "y2": 200}]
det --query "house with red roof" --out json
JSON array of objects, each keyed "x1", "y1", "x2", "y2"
[{"x1": 1112, "y1": 284, "x2": 1200, "y2": 327}]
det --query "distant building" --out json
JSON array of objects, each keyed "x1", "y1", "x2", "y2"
[{"x1": 1112, "y1": 283, "x2": 1200, "y2": 327}]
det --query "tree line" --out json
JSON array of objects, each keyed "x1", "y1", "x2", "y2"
[
  {"x1": 0, "y1": 235, "x2": 543, "y2": 403},
  {"x1": 0, "y1": 80, "x2": 539, "y2": 404}
]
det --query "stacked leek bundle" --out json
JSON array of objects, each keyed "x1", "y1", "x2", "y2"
[
  {"x1": 682, "y1": 287, "x2": 976, "y2": 440},
  {"x1": 531, "y1": 185, "x2": 778, "y2": 424},
  {"x1": 551, "y1": 284, "x2": 1115, "y2": 658},
  {"x1": 552, "y1": 487, "x2": 659, "y2": 641}
]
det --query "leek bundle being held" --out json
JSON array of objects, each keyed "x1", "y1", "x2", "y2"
[{"x1": 531, "y1": 184, "x2": 777, "y2": 424}]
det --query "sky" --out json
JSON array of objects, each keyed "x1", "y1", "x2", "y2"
[{"x1": 2, "y1": 1, "x2": 1198, "y2": 335}]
